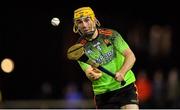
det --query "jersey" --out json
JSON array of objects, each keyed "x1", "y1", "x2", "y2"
[{"x1": 78, "y1": 28, "x2": 136, "y2": 95}]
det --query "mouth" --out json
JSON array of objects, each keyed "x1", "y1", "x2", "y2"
[
  {"x1": 81, "y1": 27, "x2": 94, "y2": 34},
  {"x1": 83, "y1": 28, "x2": 89, "y2": 32},
  {"x1": 82, "y1": 29, "x2": 90, "y2": 34}
]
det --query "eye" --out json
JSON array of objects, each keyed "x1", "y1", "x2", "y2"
[
  {"x1": 76, "y1": 20, "x2": 83, "y2": 24},
  {"x1": 84, "y1": 17, "x2": 90, "y2": 22}
]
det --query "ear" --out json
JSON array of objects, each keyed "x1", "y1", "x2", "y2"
[
  {"x1": 73, "y1": 24, "x2": 78, "y2": 33},
  {"x1": 95, "y1": 18, "x2": 101, "y2": 27}
]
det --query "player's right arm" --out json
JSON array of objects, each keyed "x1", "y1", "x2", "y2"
[{"x1": 78, "y1": 61, "x2": 102, "y2": 80}]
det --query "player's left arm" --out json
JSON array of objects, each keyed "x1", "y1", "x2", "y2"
[
  {"x1": 111, "y1": 30, "x2": 136, "y2": 81},
  {"x1": 115, "y1": 48, "x2": 136, "y2": 81}
]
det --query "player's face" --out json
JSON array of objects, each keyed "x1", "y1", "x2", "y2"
[{"x1": 75, "y1": 16, "x2": 96, "y2": 35}]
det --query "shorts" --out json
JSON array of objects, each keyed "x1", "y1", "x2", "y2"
[{"x1": 94, "y1": 83, "x2": 139, "y2": 109}]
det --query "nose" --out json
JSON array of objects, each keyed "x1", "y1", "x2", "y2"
[{"x1": 81, "y1": 21, "x2": 88, "y2": 27}]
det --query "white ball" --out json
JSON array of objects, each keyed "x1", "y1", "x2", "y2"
[
  {"x1": 51, "y1": 17, "x2": 60, "y2": 26},
  {"x1": 1, "y1": 58, "x2": 14, "y2": 73}
]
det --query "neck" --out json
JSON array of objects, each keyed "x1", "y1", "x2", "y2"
[
  {"x1": 83, "y1": 29, "x2": 98, "y2": 41},
  {"x1": 91, "y1": 29, "x2": 98, "y2": 40}
]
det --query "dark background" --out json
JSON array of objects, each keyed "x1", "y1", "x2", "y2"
[{"x1": 0, "y1": 0, "x2": 179, "y2": 103}]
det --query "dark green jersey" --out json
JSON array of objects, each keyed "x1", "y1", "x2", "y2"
[{"x1": 78, "y1": 28, "x2": 136, "y2": 95}]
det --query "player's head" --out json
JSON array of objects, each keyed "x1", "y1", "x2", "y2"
[{"x1": 73, "y1": 7, "x2": 100, "y2": 37}]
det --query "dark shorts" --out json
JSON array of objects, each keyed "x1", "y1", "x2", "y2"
[{"x1": 94, "y1": 83, "x2": 139, "y2": 109}]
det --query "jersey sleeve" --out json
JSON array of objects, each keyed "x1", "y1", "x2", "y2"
[
  {"x1": 77, "y1": 60, "x2": 90, "y2": 72},
  {"x1": 112, "y1": 30, "x2": 129, "y2": 53}
]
